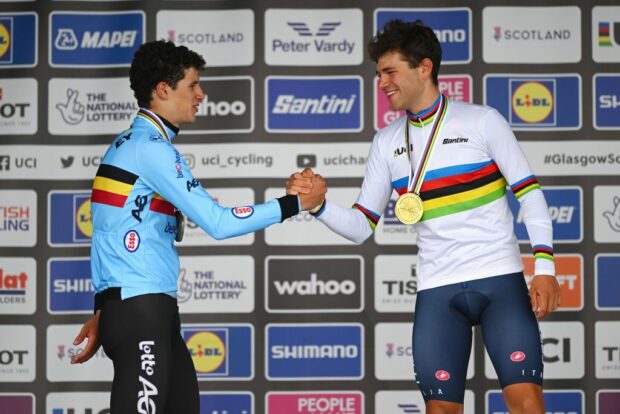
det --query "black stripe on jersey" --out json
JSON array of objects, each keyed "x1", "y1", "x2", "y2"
[
  {"x1": 421, "y1": 170, "x2": 504, "y2": 201},
  {"x1": 95, "y1": 164, "x2": 139, "y2": 185}
]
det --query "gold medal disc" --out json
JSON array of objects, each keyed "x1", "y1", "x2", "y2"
[{"x1": 395, "y1": 193, "x2": 424, "y2": 224}]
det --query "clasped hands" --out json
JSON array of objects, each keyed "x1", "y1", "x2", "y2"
[{"x1": 286, "y1": 167, "x2": 327, "y2": 211}]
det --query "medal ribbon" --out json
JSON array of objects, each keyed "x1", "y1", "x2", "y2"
[
  {"x1": 405, "y1": 94, "x2": 449, "y2": 195},
  {"x1": 137, "y1": 108, "x2": 171, "y2": 142}
]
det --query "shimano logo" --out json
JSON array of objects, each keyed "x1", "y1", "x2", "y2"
[
  {"x1": 53, "y1": 278, "x2": 94, "y2": 293},
  {"x1": 272, "y1": 344, "x2": 358, "y2": 359},
  {"x1": 433, "y1": 29, "x2": 466, "y2": 43},
  {"x1": 272, "y1": 94, "x2": 357, "y2": 114},
  {"x1": 274, "y1": 273, "x2": 355, "y2": 296},
  {"x1": 442, "y1": 137, "x2": 469, "y2": 144},
  {"x1": 197, "y1": 95, "x2": 246, "y2": 117}
]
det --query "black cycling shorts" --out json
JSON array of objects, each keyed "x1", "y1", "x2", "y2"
[
  {"x1": 412, "y1": 272, "x2": 543, "y2": 403},
  {"x1": 98, "y1": 291, "x2": 199, "y2": 414}
]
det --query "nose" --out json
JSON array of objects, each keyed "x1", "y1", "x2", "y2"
[
  {"x1": 196, "y1": 85, "x2": 205, "y2": 101},
  {"x1": 378, "y1": 73, "x2": 389, "y2": 89}
]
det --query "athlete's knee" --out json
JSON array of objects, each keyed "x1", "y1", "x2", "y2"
[
  {"x1": 426, "y1": 400, "x2": 464, "y2": 414},
  {"x1": 503, "y1": 383, "x2": 544, "y2": 414}
]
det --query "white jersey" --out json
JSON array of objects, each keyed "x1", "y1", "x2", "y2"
[{"x1": 313, "y1": 97, "x2": 555, "y2": 291}]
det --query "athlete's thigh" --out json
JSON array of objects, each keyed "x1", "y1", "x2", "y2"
[
  {"x1": 164, "y1": 331, "x2": 199, "y2": 413},
  {"x1": 413, "y1": 285, "x2": 472, "y2": 403},
  {"x1": 480, "y1": 274, "x2": 543, "y2": 388},
  {"x1": 101, "y1": 294, "x2": 177, "y2": 414}
]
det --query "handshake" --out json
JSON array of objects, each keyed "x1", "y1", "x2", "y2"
[{"x1": 286, "y1": 167, "x2": 327, "y2": 212}]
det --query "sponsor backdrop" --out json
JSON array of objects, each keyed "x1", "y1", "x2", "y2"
[{"x1": 0, "y1": 1, "x2": 619, "y2": 413}]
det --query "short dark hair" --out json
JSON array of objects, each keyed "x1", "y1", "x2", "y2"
[
  {"x1": 367, "y1": 19, "x2": 442, "y2": 85},
  {"x1": 129, "y1": 40, "x2": 206, "y2": 108}
]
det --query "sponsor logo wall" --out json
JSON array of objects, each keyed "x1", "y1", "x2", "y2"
[{"x1": 0, "y1": 1, "x2": 617, "y2": 413}]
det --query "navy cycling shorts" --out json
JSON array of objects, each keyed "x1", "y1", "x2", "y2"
[{"x1": 412, "y1": 272, "x2": 543, "y2": 403}]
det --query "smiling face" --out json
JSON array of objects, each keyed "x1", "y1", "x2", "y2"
[
  {"x1": 376, "y1": 50, "x2": 438, "y2": 114},
  {"x1": 165, "y1": 67, "x2": 205, "y2": 126}
]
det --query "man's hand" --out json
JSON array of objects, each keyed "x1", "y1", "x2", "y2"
[
  {"x1": 70, "y1": 311, "x2": 102, "y2": 364},
  {"x1": 529, "y1": 275, "x2": 561, "y2": 320},
  {"x1": 286, "y1": 168, "x2": 327, "y2": 211}
]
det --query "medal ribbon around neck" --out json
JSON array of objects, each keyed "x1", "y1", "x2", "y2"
[
  {"x1": 405, "y1": 94, "x2": 448, "y2": 196},
  {"x1": 137, "y1": 108, "x2": 171, "y2": 142}
]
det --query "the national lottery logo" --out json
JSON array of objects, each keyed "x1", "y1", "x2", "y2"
[
  {"x1": 0, "y1": 13, "x2": 37, "y2": 68},
  {"x1": 49, "y1": 11, "x2": 145, "y2": 67},
  {"x1": 484, "y1": 74, "x2": 581, "y2": 130},
  {"x1": 181, "y1": 324, "x2": 253, "y2": 380}
]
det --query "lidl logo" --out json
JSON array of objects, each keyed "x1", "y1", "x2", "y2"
[
  {"x1": 181, "y1": 324, "x2": 253, "y2": 380},
  {"x1": 0, "y1": 13, "x2": 37, "y2": 68},
  {"x1": 375, "y1": 8, "x2": 471, "y2": 64},
  {"x1": 199, "y1": 392, "x2": 252, "y2": 414},
  {"x1": 594, "y1": 74, "x2": 620, "y2": 130},
  {"x1": 48, "y1": 258, "x2": 94, "y2": 314},
  {"x1": 48, "y1": 191, "x2": 92, "y2": 246},
  {"x1": 596, "y1": 254, "x2": 620, "y2": 310},
  {"x1": 49, "y1": 11, "x2": 145, "y2": 67},
  {"x1": 485, "y1": 74, "x2": 581, "y2": 130},
  {"x1": 522, "y1": 254, "x2": 582, "y2": 310},
  {"x1": 509, "y1": 186, "x2": 582, "y2": 243},
  {"x1": 487, "y1": 390, "x2": 583, "y2": 414}
]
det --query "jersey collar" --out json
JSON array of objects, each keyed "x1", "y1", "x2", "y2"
[
  {"x1": 135, "y1": 108, "x2": 179, "y2": 141},
  {"x1": 406, "y1": 94, "x2": 442, "y2": 124}
]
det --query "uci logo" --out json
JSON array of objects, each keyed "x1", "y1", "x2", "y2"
[
  {"x1": 511, "y1": 81, "x2": 554, "y2": 124},
  {"x1": 232, "y1": 206, "x2": 254, "y2": 219}
]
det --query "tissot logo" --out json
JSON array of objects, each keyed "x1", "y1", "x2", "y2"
[
  {"x1": 0, "y1": 325, "x2": 36, "y2": 382},
  {"x1": 374, "y1": 255, "x2": 418, "y2": 313},
  {"x1": 265, "y1": 9, "x2": 362, "y2": 66},
  {"x1": 596, "y1": 321, "x2": 620, "y2": 378},
  {"x1": 49, "y1": 11, "x2": 144, "y2": 67},
  {"x1": 266, "y1": 256, "x2": 363, "y2": 313},
  {"x1": 183, "y1": 77, "x2": 253, "y2": 134},
  {"x1": 0, "y1": 78, "x2": 37, "y2": 135}
]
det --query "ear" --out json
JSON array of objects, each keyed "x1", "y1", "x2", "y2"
[
  {"x1": 419, "y1": 58, "x2": 434, "y2": 80},
  {"x1": 153, "y1": 81, "x2": 169, "y2": 101}
]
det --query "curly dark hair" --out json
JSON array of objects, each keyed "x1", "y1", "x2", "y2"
[
  {"x1": 368, "y1": 19, "x2": 442, "y2": 85},
  {"x1": 129, "y1": 40, "x2": 206, "y2": 108}
]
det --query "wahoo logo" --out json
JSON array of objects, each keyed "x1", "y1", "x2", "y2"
[
  {"x1": 266, "y1": 76, "x2": 362, "y2": 133},
  {"x1": 266, "y1": 256, "x2": 363, "y2": 313},
  {"x1": 50, "y1": 11, "x2": 145, "y2": 67},
  {"x1": 266, "y1": 323, "x2": 363, "y2": 380}
]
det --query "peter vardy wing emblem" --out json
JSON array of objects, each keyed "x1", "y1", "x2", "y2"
[{"x1": 287, "y1": 22, "x2": 341, "y2": 37}]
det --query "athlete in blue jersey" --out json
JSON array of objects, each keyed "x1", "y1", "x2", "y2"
[
  {"x1": 70, "y1": 40, "x2": 325, "y2": 413},
  {"x1": 288, "y1": 21, "x2": 560, "y2": 414}
]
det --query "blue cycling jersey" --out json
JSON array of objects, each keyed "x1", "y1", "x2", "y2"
[{"x1": 91, "y1": 109, "x2": 285, "y2": 299}]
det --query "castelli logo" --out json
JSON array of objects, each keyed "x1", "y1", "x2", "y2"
[
  {"x1": 435, "y1": 370, "x2": 450, "y2": 381},
  {"x1": 510, "y1": 351, "x2": 526, "y2": 362},
  {"x1": 124, "y1": 230, "x2": 140, "y2": 252}
]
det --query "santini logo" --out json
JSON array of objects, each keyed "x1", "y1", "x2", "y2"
[
  {"x1": 442, "y1": 137, "x2": 469, "y2": 144},
  {"x1": 272, "y1": 94, "x2": 357, "y2": 114},
  {"x1": 274, "y1": 273, "x2": 356, "y2": 295}
]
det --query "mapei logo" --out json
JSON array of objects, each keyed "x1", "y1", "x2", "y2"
[
  {"x1": 593, "y1": 7, "x2": 620, "y2": 62},
  {"x1": 181, "y1": 324, "x2": 253, "y2": 380},
  {"x1": 509, "y1": 186, "x2": 582, "y2": 243},
  {"x1": 266, "y1": 76, "x2": 363, "y2": 133},
  {"x1": 266, "y1": 391, "x2": 363, "y2": 414},
  {"x1": 484, "y1": 74, "x2": 581, "y2": 130},
  {"x1": 0, "y1": 394, "x2": 34, "y2": 414},
  {"x1": 486, "y1": 390, "x2": 583, "y2": 414},
  {"x1": 0, "y1": 13, "x2": 37, "y2": 68},
  {"x1": 199, "y1": 392, "x2": 253, "y2": 414},
  {"x1": 266, "y1": 323, "x2": 363, "y2": 380},
  {"x1": 265, "y1": 9, "x2": 363, "y2": 66},
  {"x1": 48, "y1": 191, "x2": 92, "y2": 246},
  {"x1": 594, "y1": 74, "x2": 620, "y2": 130},
  {"x1": 50, "y1": 11, "x2": 145, "y2": 67},
  {"x1": 375, "y1": 8, "x2": 471, "y2": 64},
  {"x1": 48, "y1": 258, "x2": 93, "y2": 314}
]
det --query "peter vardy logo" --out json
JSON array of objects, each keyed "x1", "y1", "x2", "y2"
[
  {"x1": 487, "y1": 390, "x2": 583, "y2": 414},
  {"x1": 509, "y1": 186, "x2": 582, "y2": 243},
  {"x1": 0, "y1": 13, "x2": 37, "y2": 68},
  {"x1": 199, "y1": 392, "x2": 252, "y2": 414},
  {"x1": 48, "y1": 258, "x2": 93, "y2": 314},
  {"x1": 484, "y1": 74, "x2": 581, "y2": 130},
  {"x1": 266, "y1": 323, "x2": 363, "y2": 380},
  {"x1": 181, "y1": 324, "x2": 253, "y2": 380},
  {"x1": 50, "y1": 11, "x2": 145, "y2": 67},
  {"x1": 48, "y1": 191, "x2": 92, "y2": 246},
  {"x1": 594, "y1": 74, "x2": 620, "y2": 130},
  {"x1": 375, "y1": 8, "x2": 471, "y2": 64},
  {"x1": 265, "y1": 9, "x2": 363, "y2": 66},
  {"x1": 266, "y1": 76, "x2": 362, "y2": 133}
]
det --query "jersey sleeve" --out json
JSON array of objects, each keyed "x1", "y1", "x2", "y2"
[
  {"x1": 137, "y1": 139, "x2": 285, "y2": 240},
  {"x1": 481, "y1": 108, "x2": 555, "y2": 276},
  {"x1": 313, "y1": 133, "x2": 392, "y2": 244}
]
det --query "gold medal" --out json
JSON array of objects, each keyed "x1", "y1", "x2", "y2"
[{"x1": 395, "y1": 193, "x2": 424, "y2": 224}]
